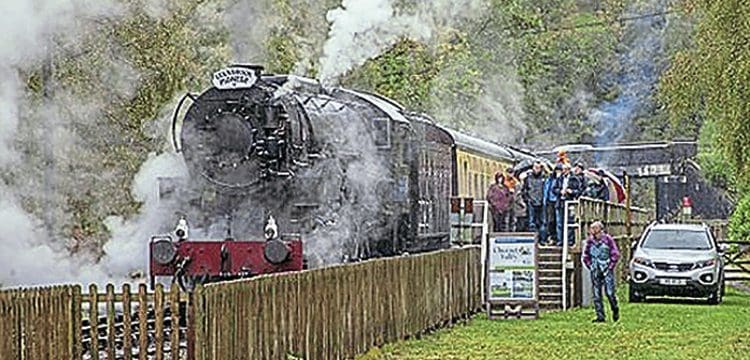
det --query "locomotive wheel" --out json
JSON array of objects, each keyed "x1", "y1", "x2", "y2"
[{"x1": 176, "y1": 274, "x2": 209, "y2": 292}]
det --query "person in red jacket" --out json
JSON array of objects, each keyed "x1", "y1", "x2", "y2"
[{"x1": 487, "y1": 172, "x2": 512, "y2": 232}]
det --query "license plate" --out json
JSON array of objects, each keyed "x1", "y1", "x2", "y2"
[{"x1": 659, "y1": 278, "x2": 687, "y2": 286}]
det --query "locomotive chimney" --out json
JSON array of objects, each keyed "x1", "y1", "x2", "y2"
[{"x1": 230, "y1": 63, "x2": 264, "y2": 77}]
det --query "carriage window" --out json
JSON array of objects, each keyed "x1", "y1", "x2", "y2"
[
  {"x1": 471, "y1": 174, "x2": 481, "y2": 198},
  {"x1": 372, "y1": 117, "x2": 391, "y2": 148},
  {"x1": 463, "y1": 161, "x2": 468, "y2": 195}
]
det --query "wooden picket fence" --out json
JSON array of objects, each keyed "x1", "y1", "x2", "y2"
[
  {"x1": 0, "y1": 247, "x2": 481, "y2": 360},
  {"x1": 192, "y1": 246, "x2": 482, "y2": 360},
  {"x1": 0, "y1": 286, "x2": 78, "y2": 359},
  {"x1": 0, "y1": 283, "x2": 188, "y2": 360}
]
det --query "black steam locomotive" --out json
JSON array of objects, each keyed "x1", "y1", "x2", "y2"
[{"x1": 157, "y1": 64, "x2": 536, "y2": 277}]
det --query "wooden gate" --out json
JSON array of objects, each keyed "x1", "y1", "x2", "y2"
[
  {"x1": 700, "y1": 220, "x2": 750, "y2": 282},
  {"x1": 720, "y1": 240, "x2": 750, "y2": 282}
]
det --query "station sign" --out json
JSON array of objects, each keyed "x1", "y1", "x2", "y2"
[{"x1": 485, "y1": 232, "x2": 539, "y2": 319}]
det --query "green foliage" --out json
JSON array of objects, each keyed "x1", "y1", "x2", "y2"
[
  {"x1": 336, "y1": 1, "x2": 628, "y2": 143},
  {"x1": 265, "y1": 31, "x2": 301, "y2": 74},
  {"x1": 696, "y1": 119, "x2": 737, "y2": 189},
  {"x1": 729, "y1": 194, "x2": 750, "y2": 242},
  {"x1": 263, "y1": 0, "x2": 341, "y2": 76},
  {"x1": 660, "y1": 0, "x2": 750, "y2": 192},
  {"x1": 343, "y1": 39, "x2": 439, "y2": 112},
  {"x1": 365, "y1": 288, "x2": 750, "y2": 359}
]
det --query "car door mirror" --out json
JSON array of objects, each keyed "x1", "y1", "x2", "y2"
[{"x1": 718, "y1": 243, "x2": 729, "y2": 253}]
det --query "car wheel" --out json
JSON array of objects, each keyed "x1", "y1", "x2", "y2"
[
  {"x1": 629, "y1": 284, "x2": 643, "y2": 303},
  {"x1": 707, "y1": 287, "x2": 722, "y2": 305}
]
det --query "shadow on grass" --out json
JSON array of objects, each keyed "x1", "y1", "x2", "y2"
[{"x1": 637, "y1": 297, "x2": 710, "y2": 305}]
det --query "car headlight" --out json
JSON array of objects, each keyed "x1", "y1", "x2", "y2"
[
  {"x1": 694, "y1": 259, "x2": 717, "y2": 269},
  {"x1": 632, "y1": 257, "x2": 653, "y2": 268}
]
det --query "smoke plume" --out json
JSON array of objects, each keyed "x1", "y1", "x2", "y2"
[{"x1": 588, "y1": 0, "x2": 669, "y2": 152}]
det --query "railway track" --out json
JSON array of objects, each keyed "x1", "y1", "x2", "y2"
[{"x1": 81, "y1": 303, "x2": 188, "y2": 360}]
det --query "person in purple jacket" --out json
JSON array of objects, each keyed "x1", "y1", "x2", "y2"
[
  {"x1": 487, "y1": 172, "x2": 512, "y2": 232},
  {"x1": 583, "y1": 221, "x2": 621, "y2": 322}
]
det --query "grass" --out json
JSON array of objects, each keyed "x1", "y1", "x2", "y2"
[{"x1": 358, "y1": 288, "x2": 750, "y2": 360}]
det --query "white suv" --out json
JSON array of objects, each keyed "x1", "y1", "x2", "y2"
[{"x1": 629, "y1": 223, "x2": 725, "y2": 304}]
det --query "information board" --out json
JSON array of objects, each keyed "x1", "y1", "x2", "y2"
[{"x1": 486, "y1": 234, "x2": 538, "y2": 301}]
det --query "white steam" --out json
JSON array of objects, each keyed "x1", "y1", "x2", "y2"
[
  {"x1": 0, "y1": 1, "x2": 124, "y2": 287},
  {"x1": 470, "y1": 73, "x2": 527, "y2": 143},
  {"x1": 223, "y1": 0, "x2": 276, "y2": 64},
  {"x1": 318, "y1": 0, "x2": 432, "y2": 83},
  {"x1": 103, "y1": 152, "x2": 188, "y2": 280}
]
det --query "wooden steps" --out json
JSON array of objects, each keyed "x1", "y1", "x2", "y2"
[{"x1": 538, "y1": 246, "x2": 564, "y2": 311}]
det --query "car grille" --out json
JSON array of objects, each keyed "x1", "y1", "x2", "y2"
[{"x1": 653, "y1": 262, "x2": 694, "y2": 272}]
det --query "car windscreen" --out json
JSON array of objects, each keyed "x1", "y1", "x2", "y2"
[{"x1": 641, "y1": 229, "x2": 712, "y2": 250}]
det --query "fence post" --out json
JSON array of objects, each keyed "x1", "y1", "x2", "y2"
[
  {"x1": 192, "y1": 285, "x2": 204, "y2": 360},
  {"x1": 170, "y1": 284, "x2": 180, "y2": 357},
  {"x1": 154, "y1": 284, "x2": 165, "y2": 360},
  {"x1": 106, "y1": 284, "x2": 116, "y2": 360},
  {"x1": 122, "y1": 284, "x2": 132, "y2": 360},
  {"x1": 89, "y1": 284, "x2": 99, "y2": 360},
  {"x1": 624, "y1": 171, "x2": 632, "y2": 242},
  {"x1": 71, "y1": 285, "x2": 82, "y2": 360},
  {"x1": 138, "y1": 284, "x2": 148, "y2": 360}
]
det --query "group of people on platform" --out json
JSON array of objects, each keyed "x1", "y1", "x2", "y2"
[{"x1": 486, "y1": 156, "x2": 612, "y2": 246}]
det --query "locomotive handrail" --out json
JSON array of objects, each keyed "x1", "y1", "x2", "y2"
[{"x1": 171, "y1": 92, "x2": 197, "y2": 153}]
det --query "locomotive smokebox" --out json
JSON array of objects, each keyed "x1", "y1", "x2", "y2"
[{"x1": 180, "y1": 69, "x2": 298, "y2": 190}]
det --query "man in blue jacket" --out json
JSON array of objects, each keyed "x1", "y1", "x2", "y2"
[
  {"x1": 583, "y1": 221, "x2": 621, "y2": 322},
  {"x1": 542, "y1": 164, "x2": 562, "y2": 244}
]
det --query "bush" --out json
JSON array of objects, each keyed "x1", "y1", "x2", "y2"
[{"x1": 728, "y1": 194, "x2": 750, "y2": 243}]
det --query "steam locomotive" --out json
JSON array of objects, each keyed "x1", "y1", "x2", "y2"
[{"x1": 149, "y1": 65, "x2": 538, "y2": 290}]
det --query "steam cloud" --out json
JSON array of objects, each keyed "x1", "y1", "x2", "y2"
[
  {"x1": 0, "y1": 1, "x2": 188, "y2": 288},
  {"x1": 318, "y1": 0, "x2": 432, "y2": 83},
  {"x1": 223, "y1": 0, "x2": 275, "y2": 64},
  {"x1": 0, "y1": 0, "x2": 122, "y2": 287},
  {"x1": 318, "y1": 0, "x2": 526, "y2": 142}
]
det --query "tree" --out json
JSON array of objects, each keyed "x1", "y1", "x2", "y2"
[{"x1": 660, "y1": 0, "x2": 750, "y2": 240}]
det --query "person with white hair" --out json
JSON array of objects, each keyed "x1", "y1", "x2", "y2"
[
  {"x1": 552, "y1": 162, "x2": 584, "y2": 246},
  {"x1": 583, "y1": 221, "x2": 621, "y2": 322}
]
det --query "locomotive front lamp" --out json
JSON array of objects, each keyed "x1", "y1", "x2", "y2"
[
  {"x1": 174, "y1": 217, "x2": 189, "y2": 241},
  {"x1": 264, "y1": 215, "x2": 279, "y2": 240}
]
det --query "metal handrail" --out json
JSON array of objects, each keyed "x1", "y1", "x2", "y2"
[{"x1": 561, "y1": 199, "x2": 580, "y2": 310}]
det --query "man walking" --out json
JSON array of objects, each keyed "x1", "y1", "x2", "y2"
[
  {"x1": 523, "y1": 161, "x2": 546, "y2": 242},
  {"x1": 583, "y1": 221, "x2": 620, "y2": 323}
]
